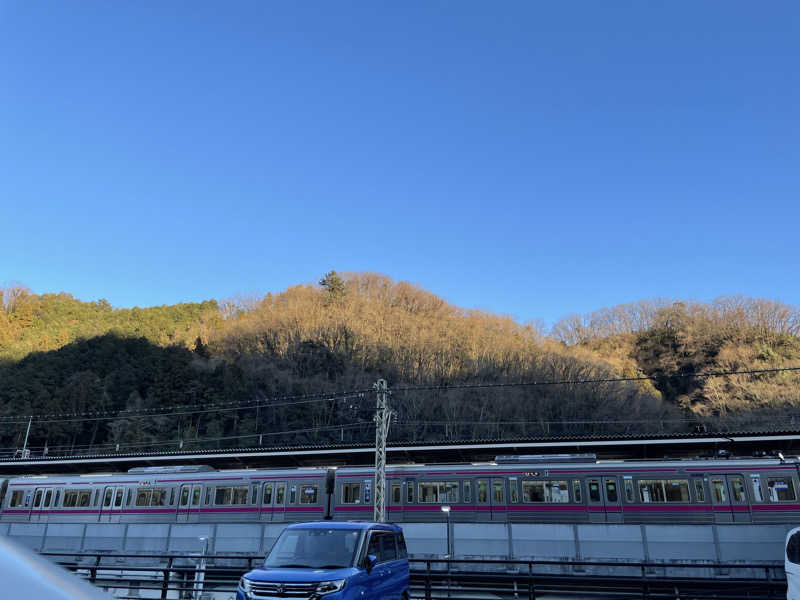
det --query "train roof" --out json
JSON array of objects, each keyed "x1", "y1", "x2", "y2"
[{"x1": 5, "y1": 454, "x2": 799, "y2": 484}]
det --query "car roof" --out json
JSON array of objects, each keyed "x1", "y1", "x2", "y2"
[{"x1": 285, "y1": 521, "x2": 402, "y2": 532}]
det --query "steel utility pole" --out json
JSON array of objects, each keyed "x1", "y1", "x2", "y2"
[{"x1": 373, "y1": 379, "x2": 393, "y2": 523}]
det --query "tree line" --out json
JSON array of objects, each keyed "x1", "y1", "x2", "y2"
[{"x1": 0, "y1": 274, "x2": 797, "y2": 455}]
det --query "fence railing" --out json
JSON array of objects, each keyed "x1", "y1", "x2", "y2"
[{"x1": 40, "y1": 551, "x2": 787, "y2": 600}]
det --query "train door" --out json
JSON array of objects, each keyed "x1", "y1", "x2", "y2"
[
  {"x1": 29, "y1": 487, "x2": 45, "y2": 521},
  {"x1": 490, "y1": 478, "x2": 507, "y2": 521},
  {"x1": 189, "y1": 485, "x2": 202, "y2": 521},
  {"x1": 176, "y1": 485, "x2": 192, "y2": 522},
  {"x1": 260, "y1": 483, "x2": 274, "y2": 522},
  {"x1": 404, "y1": 478, "x2": 415, "y2": 521},
  {"x1": 709, "y1": 476, "x2": 733, "y2": 523},
  {"x1": 710, "y1": 475, "x2": 749, "y2": 523},
  {"x1": 273, "y1": 482, "x2": 286, "y2": 522},
  {"x1": 99, "y1": 487, "x2": 123, "y2": 523},
  {"x1": 603, "y1": 477, "x2": 622, "y2": 523},
  {"x1": 587, "y1": 478, "x2": 604, "y2": 523},
  {"x1": 476, "y1": 479, "x2": 490, "y2": 519}
]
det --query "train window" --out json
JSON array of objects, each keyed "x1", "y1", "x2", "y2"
[
  {"x1": 342, "y1": 483, "x2": 361, "y2": 504},
  {"x1": 151, "y1": 489, "x2": 167, "y2": 506},
  {"x1": 493, "y1": 481, "x2": 504, "y2": 504},
  {"x1": 300, "y1": 485, "x2": 318, "y2": 504},
  {"x1": 127, "y1": 489, "x2": 133, "y2": 506},
  {"x1": 53, "y1": 490, "x2": 60, "y2": 507},
  {"x1": 33, "y1": 491, "x2": 42, "y2": 508},
  {"x1": 215, "y1": 486, "x2": 249, "y2": 505},
  {"x1": 407, "y1": 483, "x2": 414, "y2": 504},
  {"x1": 205, "y1": 488, "x2": 211, "y2": 505},
  {"x1": 730, "y1": 477, "x2": 746, "y2": 503},
  {"x1": 391, "y1": 483, "x2": 401, "y2": 504},
  {"x1": 522, "y1": 481, "x2": 569, "y2": 503},
  {"x1": 624, "y1": 480, "x2": 634, "y2": 503},
  {"x1": 750, "y1": 476, "x2": 764, "y2": 502},
  {"x1": 464, "y1": 481, "x2": 472, "y2": 503},
  {"x1": 264, "y1": 484, "x2": 273, "y2": 505},
  {"x1": 510, "y1": 481, "x2": 519, "y2": 504},
  {"x1": 605, "y1": 480, "x2": 618, "y2": 503},
  {"x1": 573, "y1": 480, "x2": 582, "y2": 503},
  {"x1": 64, "y1": 491, "x2": 77, "y2": 507},
  {"x1": 419, "y1": 482, "x2": 459, "y2": 503},
  {"x1": 639, "y1": 480, "x2": 689, "y2": 503},
  {"x1": 276, "y1": 484, "x2": 286, "y2": 505},
  {"x1": 768, "y1": 477, "x2": 797, "y2": 502},
  {"x1": 94, "y1": 490, "x2": 100, "y2": 506},
  {"x1": 115, "y1": 489, "x2": 124, "y2": 507},
  {"x1": 104, "y1": 489, "x2": 114, "y2": 508},
  {"x1": 180, "y1": 487, "x2": 190, "y2": 507},
  {"x1": 9, "y1": 490, "x2": 23, "y2": 507},
  {"x1": 290, "y1": 486, "x2": 297, "y2": 504},
  {"x1": 588, "y1": 480, "x2": 601, "y2": 502},
  {"x1": 693, "y1": 479, "x2": 706, "y2": 502},
  {"x1": 44, "y1": 490, "x2": 52, "y2": 508},
  {"x1": 711, "y1": 479, "x2": 726, "y2": 502},
  {"x1": 79, "y1": 491, "x2": 91, "y2": 507},
  {"x1": 169, "y1": 489, "x2": 175, "y2": 506},
  {"x1": 136, "y1": 490, "x2": 152, "y2": 507},
  {"x1": 251, "y1": 485, "x2": 259, "y2": 505},
  {"x1": 192, "y1": 487, "x2": 201, "y2": 506}
]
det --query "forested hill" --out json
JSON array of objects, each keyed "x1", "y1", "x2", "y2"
[{"x1": 0, "y1": 273, "x2": 798, "y2": 455}]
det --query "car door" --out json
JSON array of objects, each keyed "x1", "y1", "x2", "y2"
[
  {"x1": 787, "y1": 528, "x2": 800, "y2": 600},
  {"x1": 389, "y1": 531, "x2": 410, "y2": 598},
  {"x1": 362, "y1": 530, "x2": 394, "y2": 600}
]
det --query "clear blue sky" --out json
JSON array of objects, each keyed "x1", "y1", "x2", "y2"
[{"x1": 1, "y1": 1, "x2": 798, "y2": 326}]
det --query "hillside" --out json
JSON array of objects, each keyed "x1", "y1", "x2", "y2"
[{"x1": 0, "y1": 275, "x2": 798, "y2": 455}]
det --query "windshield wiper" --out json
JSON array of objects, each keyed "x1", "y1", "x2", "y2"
[{"x1": 275, "y1": 564, "x2": 312, "y2": 569}]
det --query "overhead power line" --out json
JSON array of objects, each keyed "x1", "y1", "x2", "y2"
[
  {"x1": 391, "y1": 366, "x2": 800, "y2": 393},
  {"x1": 0, "y1": 388, "x2": 371, "y2": 423}
]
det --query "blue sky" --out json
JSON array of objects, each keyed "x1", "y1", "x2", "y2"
[{"x1": 1, "y1": 1, "x2": 798, "y2": 326}]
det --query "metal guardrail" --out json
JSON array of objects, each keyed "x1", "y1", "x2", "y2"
[
  {"x1": 411, "y1": 557, "x2": 787, "y2": 600},
  {"x1": 40, "y1": 552, "x2": 787, "y2": 600}
]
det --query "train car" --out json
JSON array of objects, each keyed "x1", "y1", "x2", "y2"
[{"x1": 2, "y1": 454, "x2": 799, "y2": 527}]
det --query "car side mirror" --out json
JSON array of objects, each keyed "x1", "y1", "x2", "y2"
[{"x1": 364, "y1": 554, "x2": 378, "y2": 573}]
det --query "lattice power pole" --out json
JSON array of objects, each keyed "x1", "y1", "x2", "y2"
[{"x1": 373, "y1": 379, "x2": 393, "y2": 522}]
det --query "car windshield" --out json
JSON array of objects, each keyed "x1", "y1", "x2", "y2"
[{"x1": 264, "y1": 528, "x2": 363, "y2": 569}]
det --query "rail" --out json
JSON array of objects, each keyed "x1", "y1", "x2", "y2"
[{"x1": 39, "y1": 551, "x2": 787, "y2": 600}]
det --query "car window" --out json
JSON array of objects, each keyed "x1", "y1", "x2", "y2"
[
  {"x1": 380, "y1": 532, "x2": 398, "y2": 562},
  {"x1": 396, "y1": 532, "x2": 408, "y2": 559},
  {"x1": 367, "y1": 531, "x2": 381, "y2": 558},
  {"x1": 367, "y1": 531, "x2": 398, "y2": 564}
]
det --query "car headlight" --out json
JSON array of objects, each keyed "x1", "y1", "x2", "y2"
[
  {"x1": 316, "y1": 579, "x2": 346, "y2": 595},
  {"x1": 239, "y1": 576, "x2": 253, "y2": 592}
]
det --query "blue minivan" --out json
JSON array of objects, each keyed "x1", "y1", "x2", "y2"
[{"x1": 237, "y1": 521, "x2": 410, "y2": 600}]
